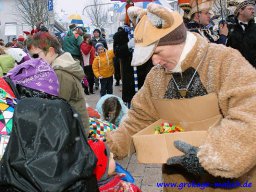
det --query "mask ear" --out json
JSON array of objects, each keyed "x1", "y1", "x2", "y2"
[{"x1": 147, "y1": 3, "x2": 174, "y2": 29}]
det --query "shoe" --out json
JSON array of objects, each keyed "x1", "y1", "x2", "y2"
[
  {"x1": 90, "y1": 91, "x2": 95, "y2": 94},
  {"x1": 115, "y1": 81, "x2": 120, "y2": 86}
]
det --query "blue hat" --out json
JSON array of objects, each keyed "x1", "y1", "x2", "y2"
[{"x1": 95, "y1": 43, "x2": 104, "y2": 51}]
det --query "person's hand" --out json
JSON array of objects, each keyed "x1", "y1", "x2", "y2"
[
  {"x1": 128, "y1": 38, "x2": 135, "y2": 49},
  {"x1": 219, "y1": 23, "x2": 228, "y2": 36},
  {"x1": 167, "y1": 140, "x2": 206, "y2": 176},
  {"x1": 99, "y1": 76, "x2": 103, "y2": 79}
]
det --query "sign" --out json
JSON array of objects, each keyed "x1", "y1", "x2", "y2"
[
  {"x1": 48, "y1": 0, "x2": 53, "y2": 11},
  {"x1": 5, "y1": 23, "x2": 17, "y2": 36},
  {"x1": 113, "y1": 3, "x2": 119, "y2": 11}
]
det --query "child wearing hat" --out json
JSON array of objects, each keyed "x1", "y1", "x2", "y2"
[
  {"x1": 92, "y1": 43, "x2": 115, "y2": 97},
  {"x1": 88, "y1": 139, "x2": 141, "y2": 191}
]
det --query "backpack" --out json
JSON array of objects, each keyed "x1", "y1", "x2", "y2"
[{"x1": 0, "y1": 97, "x2": 99, "y2": 192}]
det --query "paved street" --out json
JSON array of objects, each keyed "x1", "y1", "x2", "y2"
[{"x1": 85, "y1": 82, "x2": 163, "y2": 191}]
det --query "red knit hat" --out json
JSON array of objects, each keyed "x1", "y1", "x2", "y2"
[
  {"x1": 88, "y1": 139, "x2": 110, "y2": 181},
  {"x1": 17, "y1": 34, "x2": 25, "y2": 42}
]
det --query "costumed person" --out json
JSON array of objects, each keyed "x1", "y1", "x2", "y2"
[
  {"x1": 227, "y1": 0, "x2": 256, "y2": 68},
  {"x1": 106, "y1": 3, "x2": 256, "y2": 192},
  {"x1": 27, "y1": 32, "x2": 90, "y2": 136},
  {"x1": 186, "y1": 0, "x2": 229, "y2": 44},
  {"x1": 80, "y1": 34, "x2": 96, "y2": 94},
  {"x1": 96, "y1": 94, "x2": 128, "y2": 127},
  {"x1": 0, "y1": 97, "x2": 98, "y2": 191},
  {"x1": 88, "y1": 139, "x2": 141, "y2": 192},
  {"x1": 31, "y1": 21, "x2": 48, "y2": 35},
  {"x1": 92, "y1": 43, "x2": 115, "y2": 97}
]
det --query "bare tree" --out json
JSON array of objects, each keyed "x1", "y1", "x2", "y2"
[
  {"x1": 83, "y1": 0, "x2": 108, "y2": 29},
  {"x1": 16, "y1": 0, "x2": 49, "y2": 28}
]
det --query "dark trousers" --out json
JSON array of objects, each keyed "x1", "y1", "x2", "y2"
[
  {"x1": 114, "y1": 57, "x2": 121, "y2": 83},
  {"x1": 83, "y1": 65, "x2": 94, "y2": 93},
  {"x1": 100, "y1": 76, "x2": 113, "y2": 97}
]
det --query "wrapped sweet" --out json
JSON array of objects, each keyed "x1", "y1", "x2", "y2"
[{"x1": 154, "y1": 122, "x2": 184, "y2": 134}]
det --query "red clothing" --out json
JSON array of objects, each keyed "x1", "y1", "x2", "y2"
[
  {"x1": 0, "y1": 78, "x2": 15, "y2": 98},
  {"x1": 99, "y1": 174, "x2": 141, "y2": 192},
  {"x1": 80, "y1": 42, "x2": 95, "y2": 66}
]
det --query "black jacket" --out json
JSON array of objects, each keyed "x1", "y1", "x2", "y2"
[
  {"x1": 91, "y1": 37, "x2": 108, "y2": 50},
  {"x1": 227, "y1": 19, "x2": 256, "y2": 68},
  {"x1": 0, "y1": 98, "x2": 98, "y2": 192},
  {"x1": 113, "y1": 29, "x2": 153, "y2": 103}
]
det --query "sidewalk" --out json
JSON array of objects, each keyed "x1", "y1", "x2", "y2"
[{"x1": 85, "y1": 83, "x2": 163, "y2": 191}]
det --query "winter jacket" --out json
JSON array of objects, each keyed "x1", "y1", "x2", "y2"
[
  {"x1": 227, "y1": 19, "x2": 256, "y2": 68},
  {"x1": 52, "y1": 52, "x2": 89, "y2": 135},
  {"x1": 63, "y1": 30, "x2": 83, "y2": 57},
  {"x1": 0, "y1": 54, "x2": 15, "y2": 76},
  {"x1": 80, "y1": 41, "x2": 95, "y2": 66},
  {"x1": 91, "y1": 37, "x2": 108, "y2": 50},
  {"x1": 106, "y1": 33, "x2": 256, "y2": 191},
  {"x1": 92, "y1": 50, "x2": 115, "y2": 78},
  {"x1": 96, "y1": 94, "x2": 128, "y2": 127}
]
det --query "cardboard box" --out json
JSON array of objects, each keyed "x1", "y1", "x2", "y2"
[
  {"x1": 132, "y1": 119, "x2": 208, "y2": 164},
  {"x1": 132, "y1": 94, "x2": 222, "y2": 164}
]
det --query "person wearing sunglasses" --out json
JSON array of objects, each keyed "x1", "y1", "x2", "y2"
[
  {"x1": 185, "y1": 0, "x2": 228, "y2": 45},
  {"x1": 26, "y1": 32, "x2": 90, "y2": 136}
]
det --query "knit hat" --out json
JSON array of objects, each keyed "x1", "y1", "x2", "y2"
[
  {"x1": 93, "y1": 28, "x2": 101, "y2": 35},
  {"x1": 6, "y1": 58, "x2": 59, "y2": 96},
  {"x1": 95, "y1": 43, "x2": 104, "y2": 51},
  {"x1": 69, "y1": 24, "x2": 77, "y2": 30},
  {"x1": 189, "y1": 0, "x2": 214, "y2": 17},
  {"x1": 234, "y1": 0, "x2": 255, "y2": 16},
  {"x1": 88, "y1": 139, "x2": 110, "y2": 181},
  {"x1": 131, "y1": 3, "x2": 187, "y2": 67},
  {"x1": 17, "y1": 34, "x2": 25, "y2": 42}
]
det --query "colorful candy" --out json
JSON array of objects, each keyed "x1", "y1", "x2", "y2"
[{"x1": 154, "y1": 122, "x2": 184, "y2": 134}]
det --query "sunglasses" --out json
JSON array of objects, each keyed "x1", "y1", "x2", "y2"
[{"x1": 30, "y1": 50, "x2": 44, "y2": 59}]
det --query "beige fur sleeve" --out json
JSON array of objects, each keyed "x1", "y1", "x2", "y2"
[
  {"x1": 198, "y1": 48, "x2": 256, "y2": 178},
  {"x1": 106, "y1": 71, "x2": 159, "y2": 159}
]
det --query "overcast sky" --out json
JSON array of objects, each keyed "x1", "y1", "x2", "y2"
[{"x1": 55, "y1": 0, "x2": 115, "y2": 15}]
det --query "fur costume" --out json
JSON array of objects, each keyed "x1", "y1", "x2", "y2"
[{"x1": 106, "y1": 33, "x2": 256, "y2": 191}]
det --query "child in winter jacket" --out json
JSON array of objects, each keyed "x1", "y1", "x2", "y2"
[
  {"x1": 96, "y1": 94, "x2": 128, "y2": 127},
  {"x1": 80, "y1": 34, "x2": 95, "y2": 94},
  {"x1": 92, "y1": 43, "x2": 115, "y2": 97},
  {"x1": 88, "y1": 139, "x2": 141, "y2": 192}
]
